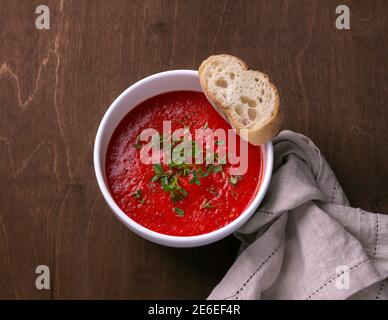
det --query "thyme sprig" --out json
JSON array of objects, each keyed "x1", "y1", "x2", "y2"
[{"x1": 133, "y1": 128, "x2": 232, "y2": 214}]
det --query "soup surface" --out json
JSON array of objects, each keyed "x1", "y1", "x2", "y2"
[{"x1": 106, "y1": 91, "x2": 263, "y2": 236}]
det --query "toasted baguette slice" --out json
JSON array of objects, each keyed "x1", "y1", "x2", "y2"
[{"x1": 199, "y1": 54, "x2": 281, "y2": 145}]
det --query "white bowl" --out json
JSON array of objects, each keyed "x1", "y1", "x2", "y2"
[{"x1": 93, "y1": 70, "x2": 273, "y2": 248}]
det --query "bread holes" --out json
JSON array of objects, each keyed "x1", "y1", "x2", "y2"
[
  {"x1": 199, "y1": 54, "x2": 281, "y2": 145},
  {"x1": 240, "y1": 96, "x2": 256, "y2": 108},
  {"x1": 215, "y1": 78, "x2": 228, "y2": 88},
  {"x1": 248, "y1": 108, "x2": 257, "y2": 121},
  {"x1": 234, "y1": 104, "x2": 249, "y2": 118},
  {"x1": 242, "y1": 118, "x2": 250, "y2": 126}
]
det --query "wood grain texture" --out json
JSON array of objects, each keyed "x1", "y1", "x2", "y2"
[{"x1": 0, "y1": 0, "x2": 387, "y2": 299}]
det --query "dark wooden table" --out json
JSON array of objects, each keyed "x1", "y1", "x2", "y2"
[{"x1": 0, "y1": 0, "x2": 387, "y2": 299}]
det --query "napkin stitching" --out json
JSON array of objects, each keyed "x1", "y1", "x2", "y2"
[
  {"x1": 258, "y1": 209, "x2": 287, "y2": 215},
  {"x1": 258, "y1": 209, "x2": 275, "y2": 215},
  {"x1": 331, "y1": 181, "x2": 338, "y2": 203},
  {"x1": 376, "y1": 280, "x2": 385, "y2": 300},
  {"x1": 373, "y1": 214, "x2": 379, "y2": 264},
  {"x1": 231, "y1": 238, "x2": 284, "y2": 300},
  {"x1": 306, "y1": 259, "x2": 371, "y2": 299}
]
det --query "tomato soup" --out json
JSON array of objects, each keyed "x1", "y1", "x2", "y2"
[{"x1": 106, "y1": 91, "x2": 263, "y2": 236}]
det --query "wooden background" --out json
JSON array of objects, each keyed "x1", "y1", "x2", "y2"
[{"x1": 0, "y1": 0, "x2": 387, "y2": 299}]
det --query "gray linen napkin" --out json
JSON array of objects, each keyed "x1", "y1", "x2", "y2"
[{"x1": 208, "y1": 130, "x2": 388, "y2": 300}]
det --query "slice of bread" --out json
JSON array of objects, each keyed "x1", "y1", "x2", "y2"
[{"x1": 199, "y1": 54, "x2": 281, "y2": 145}]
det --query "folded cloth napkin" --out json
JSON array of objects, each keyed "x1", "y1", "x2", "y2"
[{"x1": 208, "y1": 130, "x2": 388, "y2": 300}]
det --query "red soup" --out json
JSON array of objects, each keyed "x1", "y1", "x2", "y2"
[{"x1": 106, "y1": 91, "x2": 263, "y2": 236}]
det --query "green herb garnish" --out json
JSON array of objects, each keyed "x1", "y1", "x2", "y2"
[
  {"x1": 153, "y1": 169, "x2": 187, "y2": 202},
  {"x1": 132, "y1": 189, "x2": 142, "y2": 199},
  {"x1": 198, "y1": 167, "x2": 209, "y2": 178},
  {"x1": 153, "y1": 163, "x2": 164, "y2": 175},
  {"x1": 152, "y1": 163, "x2": 169, "y2": 181},
  {"x1": 133, "y1": 135, "x2": 142, "y2": 149},
  {"x1": 189, "y1": 169, "x2": 201, "y2": 185},
  {"x1": 174, "y1": 207, "x2": 185, "y2": 217},
  {"x1": 200, "y1": 199, "x2": 214, "y2": 209},
  {"x1": 230, "y1": 176, "x2": 238, "y2": 185},
  {"x1": 132, "y1": 189, "x2": 145, "y2": 203},
  {"x1": 207, "y1": 164, "x2": 223, "y2": 174},
  {"x1": 132, "y1": 127, "x2": 230, "y2": 205}
]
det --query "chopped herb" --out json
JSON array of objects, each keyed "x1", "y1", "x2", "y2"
[
  {"x1": 196, "y1": 167, "x2": 208, "y2": 178},
  {"x1": 133, "y1": 135, "x2": 142, "y2": 149},
  {"x1": 230, "y1": 176, "x2": 238, "y2": 185},
  {"x1": 177, "y1": 188, "x2": 188, "y2": 197},
  {"x1": 132, "y1": 189, "x2": 145, "y2": 203},
  {"x1": 200, "y1": 199, "x2": 214, "y2": 209},
  {"x1": 174, "y1": 207, "x2": 185, "y2": 217},
  {"x1": 203, "y1": 122, "x2": 208, "y2": 130},
  {"x1": 153, "y1": 163, "x2": 164, "y2": 175},
  {"x1": 168, "y1": 162, "x2": 189, "y2": 169},
  {"x1": 207, "y1": 164, "x2": 223, "y2": 174},
  {"x1": 144, "y1": 127, "x2": 229, "y2": 204},
  {"x1": 132, "y1": 189, "x2": 142, "y2": 199},
  {"x1": 171, "y1": 189, "x2": 186, "y2": 201},
  {"x1": 152, "y1": 163, "x2": 170, "y2": 181},
  {"x1": 189, "y1": 169, "x2": 201, "y2": 186},
  {"x1": 206, "y1": 164, "x2": 216, "y2": 174},
  {"x1": 153, "y1": 169, "x2": 188, "y2": 202},
  {"x1": 161, "y1": 176, "x2": 169, "y2": 188}
]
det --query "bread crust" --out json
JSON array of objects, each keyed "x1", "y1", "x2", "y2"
[{"x1": 199, "y1": 54, "x2": 282, "y2": 145}]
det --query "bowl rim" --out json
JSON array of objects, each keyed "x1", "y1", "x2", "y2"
[{"x1": 93, "y1": 69, "x2": 273, "y2": 247}]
